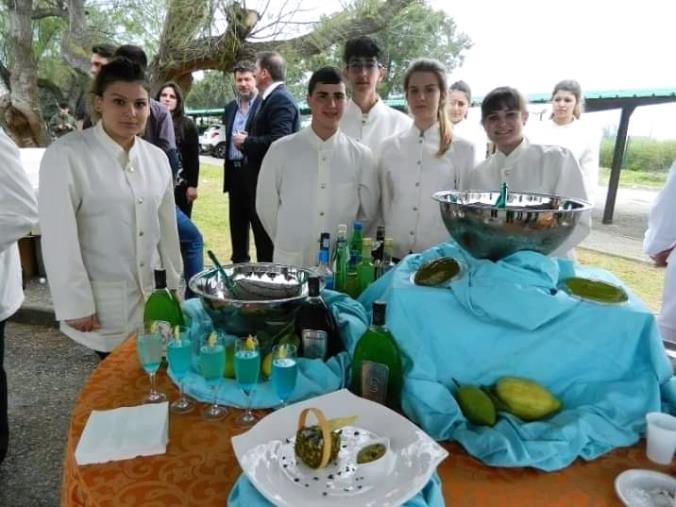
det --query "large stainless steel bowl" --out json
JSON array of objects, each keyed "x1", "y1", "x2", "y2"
[
  {"x1": 433, "y1": 190, "x2": 592, "y2": 260},
  {"x1": 189, "y1": 263, "x2": 316, "y2": 340}
]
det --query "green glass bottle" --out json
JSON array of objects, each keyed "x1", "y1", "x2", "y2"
[
  {"x1": 349, "y1": 221, "x2": 364, "y2": 266},
  {"x1": 143, "y1": 269, "x2": 185, "y2": 328},
  {"x1": 357, "y1": 237, "x2": 375, "y2": 293},
  {"x1": 495, "y1": 182, "x2": 509, "y2": 209},
  {"x1": 350, "y1": 301, "x2": 403, "y2": 410}
]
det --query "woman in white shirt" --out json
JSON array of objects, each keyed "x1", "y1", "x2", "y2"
[
  {"x1": 529, "y1": 80, "x2": 600, "y2": 198},
  {"x1": 379, "y1": 59, "x2": 475, "y2": 259},
  {"x1": 448, "y1": 80, "x2": 488, "y2": 165},
  {"x1": 39, "y1": 57, "x2": 182, "y2": 355},
  {"x1": 469, "y1": 86, "x2": 590, "y2": 258}
]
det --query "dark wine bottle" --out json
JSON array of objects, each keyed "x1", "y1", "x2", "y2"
[{"x1": 295, "y1": 276, "x2": 342, "y2": 360}]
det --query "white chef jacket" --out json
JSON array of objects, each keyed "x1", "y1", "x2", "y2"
[
  {"x1": 528, "y1": 118, "x2": 601, "y2": 199},
  {"x1": 256, "y1": 127, "x2": 378, "y2": 267},
  {"x1": 452, "y1": 119, "x2": 489, "y2": 167},
  {"x1": 469, "y1": 138, "x2": 591, "y2": 258},
  {"x1": 379, "y1": 124, "x2": 476, "y2": 259},
  {"x1": 0, "y1": 128, "x2": 39, "y2": 322},
  {"x1": 39, "y1": 122, "x2": 182, "y2": 352},
  {"x1": 339, "y1": 98, "x2": 412, "y2": 155},
  {"x1": 644, "y1": 162, "x2": 676, "y2": 341}
]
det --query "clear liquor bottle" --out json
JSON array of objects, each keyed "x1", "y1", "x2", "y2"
[
  {"x1": 316, "y1": 232, "x2": 334, "y2": 290},
  {"x1": 334, "y1": 224, "x2": 349, "y2": 292},
  {"x1": 295, "y1": 276, "x2": 342, "y2": 360},
  {"x1": 375, "y1": 237, "x2": 396, "y2": 279},
  {"x1": 350, "y1": 301, "x2": 403, "y2": 409}
]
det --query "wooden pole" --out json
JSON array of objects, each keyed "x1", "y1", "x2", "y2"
[{"x1": 602, "y1": 104, "x2": 635, "y2": 224}]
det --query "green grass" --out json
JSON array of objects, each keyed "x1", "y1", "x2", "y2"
[
  {"x1": 192, "y1": 162, "x2": 664, "y2": 314},
  {"x1": 599, "y1": 167, "x2": 667, "y2": 189}
]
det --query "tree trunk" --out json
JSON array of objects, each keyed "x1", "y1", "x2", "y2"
[{"x1": 2, "y1": 0, "x2": 48, "y2": 146}]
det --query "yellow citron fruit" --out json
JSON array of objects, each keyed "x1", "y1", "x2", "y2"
[
  {"x1": 207, "y1": 332, "x2": 217, "y2": 347},
  {"x1": 224, "y1": 342, "x2": 235, "y2": 378},
  {"x1": 262, "y1": 352, "x2": 273, "y2": 378},
  {"x1": 245, "y1": 335, "x2": 256, "y2": 350}
]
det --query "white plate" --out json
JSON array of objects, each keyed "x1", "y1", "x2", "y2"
[
  {"x1": 615, "y1": 469, "x2": 676, "y2": 507},
  {"x1": 232, "y1": 389, "x2": 448, "y2": 507}
]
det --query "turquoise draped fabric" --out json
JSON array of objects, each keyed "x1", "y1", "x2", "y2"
[{"x1": 359, "y1": 241, "x2": 676, "y2": 471}]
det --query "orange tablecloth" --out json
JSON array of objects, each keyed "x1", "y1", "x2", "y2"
[{"x1": 62, "y1": 337, "x2": 675, "y2": 506}]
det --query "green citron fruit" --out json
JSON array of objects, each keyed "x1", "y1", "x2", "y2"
[
  {"x1": 224, "y1": 342, "x2": 235, "y2": 378},
  {"x1": 454, "y1": 385, "x2": 497, "y2": 426},
  {"x1": 261, "y1": 352, "x2": 273, "y2": 378},
  {"x1": 414, "y1": 257, "x2": 460, "y2": 286},
  {"x1": 495, "y1": 377, "x2": 562, "y2": 421}
]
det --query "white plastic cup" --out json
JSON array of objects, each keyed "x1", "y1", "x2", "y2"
[{"x1": 645, "y1": 412, "x2": 676, "y2": 464}]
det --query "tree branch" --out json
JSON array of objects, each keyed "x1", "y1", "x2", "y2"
[
  {"x1": 0, "y1": 60, "x2": 10, "y2": 90},
  {"x1": 32, "y1": 6, "x2": 68, "y2": 19}
]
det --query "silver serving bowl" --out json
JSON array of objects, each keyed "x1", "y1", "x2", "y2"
[
  {"x1": 189, "y1": 262, "x2": 316, "y2": 341},
  {"x1": 433, "y1": 190, "x2": 592, "y2": 260}
]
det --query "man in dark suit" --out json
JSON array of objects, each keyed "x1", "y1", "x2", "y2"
[
  {"x1": 232, "y1": 51, "x2": 300, "y2": 262},
  {"x1": 223, "y1": 61, "x2": 258, "y2": 263}
]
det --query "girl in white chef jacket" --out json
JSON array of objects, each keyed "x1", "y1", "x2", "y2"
[
  {"x1": 448, "y1": 80, "x2": 488, "y2": 166},
  {"x1": 378, "y1": 59, "x2": 475, "y2": 259},
  {"x1": 39, "y1": 57, "x2": 182, "y2": 355},
  {"x1": 469, "y1": 86, "x2": 591, "y2": 258},
  {"x1": 528, "y1": 80, "x2": 601, "y2": 199}
]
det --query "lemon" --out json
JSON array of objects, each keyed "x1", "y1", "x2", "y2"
[
  {"x1": 261, "y1": 352, "x2": 273, "y2": 378},
  {"x1": 245, "y1": 335, "x2": 256, "y2": 350},
  {"x1": 207, "y1": 332, "x2": 217, "y2": 347}
]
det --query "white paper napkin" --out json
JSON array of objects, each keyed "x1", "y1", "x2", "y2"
[{"x1": 75, "y1": 402, "x2": 169, "y2": 465}]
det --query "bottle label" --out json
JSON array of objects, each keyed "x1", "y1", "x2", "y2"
[
  {"x1": 360, "y1": 360, "x2": 390, "y2": 405},
  {"x1": 302, "y1": 330, "x2": 328, "y2": 360}
]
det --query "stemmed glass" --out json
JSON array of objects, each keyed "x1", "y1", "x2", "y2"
[
  {"x1": 271, "y1": 343, "x2": 298, "y2": 408},
  {"x1": 167, "y1": 326, "x2": 194, "y2": 414},
  {"x1": 136, "y1": 327, "x2": 167, "y2": 403},
  {"x1": 235, "y1": 336, "x2": 260, "y2": 427},
  {"x1": 200, "y1": 333, "x2": 227, "y2": 420}
]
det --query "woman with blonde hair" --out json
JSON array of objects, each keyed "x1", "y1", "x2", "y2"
[
  {"x1": 378, "y1": 58, "x2": 475, "y2": 259},
  {"x1": 529, "y1": 79, "x2": 600, "y2": 198}
]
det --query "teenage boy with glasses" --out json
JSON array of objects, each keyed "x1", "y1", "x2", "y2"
[{"x1": 339, "y1": 36, "x2": 412, "y2": 154}]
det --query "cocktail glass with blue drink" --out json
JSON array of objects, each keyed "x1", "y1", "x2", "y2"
[
  {"x1": 235, "y1": 335, "x2": 260, "y2": 427},
  {"x1": 200, "y1": 332, "x2": 227, "y2": 420},
  {"x1": 167, "y1": 326, "x2": 193, "y2": 414},
  {"x1": 136, "y1": 327, "x2": 167, "y2": 403},
  {"x1": 272, "y1": 343, "x2": 298, "y2": 408}
]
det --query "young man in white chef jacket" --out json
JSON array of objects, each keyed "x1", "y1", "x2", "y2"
[
  {"x1": 339, "y1": 36, "x2": 411, "y2": 155},
  {"x1": 256, "y1": 66, "x2": 378, "y2": 267},
  {"x1": 0, "y1": 127, "x2": 39, "y2": 463},
  {"x1": 644, "y1": 161, "x2": 676, "y2": 343}
]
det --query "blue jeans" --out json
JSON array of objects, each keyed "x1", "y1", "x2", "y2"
[{"x1": 176, "y1": 207, "x2": 203, "y2": 299}]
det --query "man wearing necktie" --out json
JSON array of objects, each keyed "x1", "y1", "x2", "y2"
[{"x1": 233, "y1": 51, "x2": 300, "y2": 262}]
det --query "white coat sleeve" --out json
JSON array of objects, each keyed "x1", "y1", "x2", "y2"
[
  {"x1": 0, "y1": 129, "x2": 38, "y2": 253},
  {"x1": 39, "y1": 144, "x2": 96, "y2": 321},
  {"x1": 553, "y1": 150, "x2": 591, "y2": 254},
  {"x1": 454, "y1": 140, "x2": 476, "y2": 191},
  {"x1": 357, "y1": 146, "x2": 379, "y2": 232},
  {"x1": 157, "y1": 157, "x2": 183, "y2": 290},
  {"x1": 644, "y1": 163, "x2": 676, "y2": 256},
  {"x1": 255, "y1": 143, "x2": 281, "y2": 241}
]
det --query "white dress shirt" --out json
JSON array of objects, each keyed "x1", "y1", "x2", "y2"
[
  {"x1": 644, "y1": 162, "x2": 676, "y2": 341},
  {"x1": 39, "y1": 122, "x2": 182, "y2": 352},
  {"x1": 340, "y1": 98, "x2": 412, "y2": 155},
  {"x1": 469, "y1": 138, "x2": 591, "y2": 258},
  {"x1": 379, "y1": 124, "x2": 476, "y2": 258},
  {"x1": 256, "y1": 126, "x2": 378, "y2": 267},
  {"x1": 528, "y1": 118, "x2": 601, "y2": 199},
  {"x1": 0, "y1": 128, "x2": 39, "y2": 322}
]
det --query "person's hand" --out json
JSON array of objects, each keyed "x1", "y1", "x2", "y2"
[
  {"x1": 186, "y1": 186, "x2": 198, "y2": 203},
  {"x1": 233, "y1": 131, "x2": 248, "y2": 150},
  {"x1": 66, "y1": 314, "x2": 101, "y2": 332},
  {"x1": 652, "y1": 248, "x2": 673, "y2": 267}
]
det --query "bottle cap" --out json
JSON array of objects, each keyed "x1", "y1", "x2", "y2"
[
  {"x1": 372, "y1": 300, "x2": 387, "y2": 326},
  {"x1": 352, "y1": 221, "x2": 363, "y2": 231},
  {"x1": 308, "y1": 276, "x2": 320, "y2": 296}
]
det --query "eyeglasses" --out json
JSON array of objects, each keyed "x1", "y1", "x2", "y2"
[{"x1": 347, "y1": 60, "x2": 381, "y2": 72}]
